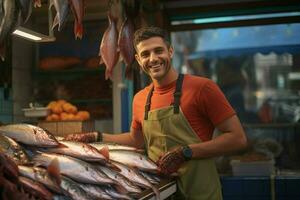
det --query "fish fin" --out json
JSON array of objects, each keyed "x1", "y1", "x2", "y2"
[
  {"x1": 52, "y1": 15, "x2": 59, "y2": 31},
  {"x1": 47, "y1": 158, "x2": 61, "y2": 185},
  {"x1": 99, "y1": 146, "x2": 110, "y2": 160},
  {"x1": 152, "y1": 186, "x2": 161, "y2": 200},
  {"x1": 114, "y1": 183, "x2": 128, "y2": 194}
]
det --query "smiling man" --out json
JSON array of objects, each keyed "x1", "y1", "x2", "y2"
[{"x1": 64, "y1": 26, "x2": 247, "y2": 200}]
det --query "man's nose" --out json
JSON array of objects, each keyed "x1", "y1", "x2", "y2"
[{"x1": 149, "y1": 52, "x2": 158, "y2": 62}]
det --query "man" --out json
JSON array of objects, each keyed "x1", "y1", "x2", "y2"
[{"x1": 65, "y1": 27, "x2": 247, "y2": 200}]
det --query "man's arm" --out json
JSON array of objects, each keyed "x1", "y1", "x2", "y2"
[
  {"x1": 102, "y1": 128, "x2": 145, "y2": 149},
  {"x1": 190, "y1": 114, "x2": 247, "y2": 159}
]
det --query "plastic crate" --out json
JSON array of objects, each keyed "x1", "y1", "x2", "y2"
[{"x1": 230, "y1": 159, "x2": 275, "y2": 176}]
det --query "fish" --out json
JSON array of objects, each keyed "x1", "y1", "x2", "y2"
[
  {"x1": 112, "y1": 161, "x2": 161, "y2": 200},
  {"x1": 0, "y1": 123, "x2": 59, "y2": 147},
  {"x1": 90, "y1": 142, "x2": 144, "y2": 152},
  {"x1": 98, "y1": 165, "x2": 142, "y2": 194},
  {"x1": 78, "y1": 183, "x2": 114, "y2": 200},
  {"x1": 102, "y1": 185, "x2": 133, "y2": 200},
  {"x1": 138, "y1": 170, "x2": 161, "y2": 185},
  {"x1": 16, "y1": 0, "x2": 33, "y2": 23},
  {"x1": 109, "y1": 150, "x2": 158, "y2": 172},
  {"x1": 68, "y1": 0, "x2": 84, "y2": 39},
  {"x1": 32, "y1": 152, "x2": 116, "y2": 185},
  {"x1": 0, "y1": 135, "x2": 30, "y2": 164},
  {"x1": 33, "y1": 0, "x2": 41, "y2": 8},
  {"x1": 50, "y1": 0, "x2": 69, "y2": 31},
  {"x1": 18, "y1": 165, "x2": 62, "y2": 193},
  {"x1": 60, "y1": 176, "x2": 91, "y2": 200},
  {"x1": 99, "y1": 12, "x2": 119, "y2": 80},
  {"x1": 45, "y1": 140, "x2": 108, "y2": 163},
  {"x1": 19, "y1": 176, "x2": 53, "y2": 200},
  {"x1": 0, "y1": 0, "x2": 19, "y2": 45},
  {"x1": 0, "y1": 152, "x2": 19, "y2": 181},
  {"x1": 118, "y1": 16, "x2": 135, "y2": 79}
]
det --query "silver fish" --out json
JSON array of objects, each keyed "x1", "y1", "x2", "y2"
[
  {"x1": 50, "y1": 0, "x2": 69, "y2": 31},
  {"x1": 112, "y1": 161, "x2": 161, "y2": 200},
  {"x1": 18, "y1": 165, "x2": 61, "y2": 193},
  {"x1": 139, "y1": 170, "x2": 161, "y2": 185},
  {"x1": 109, "y1": 150, "x2": 158, "y2": 172},
  {"x1": 45, "y1": 140, "x2": 108, "y2": 162},
  {"x1": 98, "y1": 165, "x2": 142, "y2": 194},
  {"x1": 102, "y1": 185, "x2": 133, "y2": 200},
  {"x1": 0, "y1": 135, "x2": 30, "y2": 164},
  {"x1": 90, "y1": 142, "x2": 144, "y2": 152},
  {"x1": 60, "y1": 176, "x2": 91, "y2": 200},
  {"x1": 33, "y1": 152, "x2": 115, "y2": 185},
  {"x1": 19, "y1": 176, "x2": 53, "y2": 200},
  {"x1": 78, "y1": 183, "x2": 113, "y2": 200},
  {"x1": 0, "y1": 123, "x2": 59, "y2": 147}
]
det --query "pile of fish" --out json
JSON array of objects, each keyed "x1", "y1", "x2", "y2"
[
  {"x1": 0, "y1": 0, "x2": 85, "y2": 60},
  {"x1": 0, "y1": 123, "x2": 162, "y2": 200}
]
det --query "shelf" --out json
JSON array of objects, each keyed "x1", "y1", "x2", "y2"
[
  {"x1": 36, "y1": 98, "x2": 112, "y2": 106},
  {"x1": 32, "y1": 68, "x2": 106, "y2": 79},
  {"x1": 243, "y1": 123, "x2": 300, "y2": 129}
]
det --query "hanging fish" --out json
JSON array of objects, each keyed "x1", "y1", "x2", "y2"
[
  {"x1": 118, "y1": 16, "x2": 135, "y2": 79},
  {"x1": 50, "y1": 0, "x2": 69, "y2": 32},
  {"x1": 16, "y1": 0, "x2": 33, "y2": 23},
  {"x1": 99, "y1": 12, "x2": 119, "y2": 80},
  {"x1": 68, "y1": 0, "x2": 84, "y2": 39}
]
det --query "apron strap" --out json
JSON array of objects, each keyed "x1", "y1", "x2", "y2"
[
  {"x1": 144, "y1": 74, "x2": 184, "y2": 119},
  {"x1": 173, "y1": 74, "x2": 184, "y2": 114},
  {"x1": 144, "y1": 86, "x2": 154, "y2": 120}
]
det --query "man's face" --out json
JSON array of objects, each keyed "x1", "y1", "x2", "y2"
[{"x1": 135, "y1": 37, "x2": 174, "y2": 81}]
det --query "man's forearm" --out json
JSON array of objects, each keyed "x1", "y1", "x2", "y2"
[
  {"x1": 190, "y1": 131, "x2": 247, "y2": 159},
  {"x1": 103, "y1": 132, "x2": 144, "y2": 149}
]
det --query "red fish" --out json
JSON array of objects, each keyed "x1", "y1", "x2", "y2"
[
  {"x1": 118, "y1": 16, "x2": 135, "y2": 79},
  {"x1": 68, "y1": 0, "x2": 84, "y2": 39},
  {"x1": 99, "y1": 12, "x2": 119, "y2": 80}
]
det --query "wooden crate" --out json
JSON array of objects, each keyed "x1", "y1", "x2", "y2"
[{"x1": 38, "y1": 120, "x2": 95, "y2": 137}]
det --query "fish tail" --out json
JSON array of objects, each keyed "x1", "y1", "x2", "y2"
[
  {"x1": 74, "y1": 21, "x2": 83, "y2": 39},
  {"x1": 105, "y1": 68, "x2": 112, "y2": 80},
  {"x1": 52, "y1": 15, "x2": 59, "y2": 30},
  {"x1": 34, "y1": 0, "x2": 42, "y2": 8}
]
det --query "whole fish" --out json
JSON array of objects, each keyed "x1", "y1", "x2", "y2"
[
  {"x1": 33, "y1": 152, "x2": 115, "y2": 185},
  {"x1": 99, "y1": 12, "x2": 119, "y2": 80},
  {"x1": 112, "y1": 161, "x2": 161, "y2": 200},
  {"x1": 90, "y1": 142, "x2": 144, "y2": 152},
  {"x1": 16, "y1": 0, "x2": 33, "y2": 23},
  {"x1": 109, "y1": 150, "x2": 158, "y2": 172},
  {"x1": 0, "y1": 0, "x2": 19, "y2": 44},
  {"x1": 78, "y1": 183, "x2": 113, "y2": 200},
  {"x1": 0, "y1": 123, "x2": 59, "y2": 147},
  {"x1": 68, "y1": 0, "x2": 84, "y2": 39},
  {"x1": 102, "y1": 185, "x2": 134, "y2": 200},
  {"x1": 18, "y1": 165, "x2": 62, "y2": 193},
  {"x1": 98, "y1": 165, "x2": 142, "y2": 194},
  {"x1": 19, "y1": 176, "x2": 53, "y2": 200},
  {"x1": 60, "y1": 176, "x2": 91, "y2": 200},
  {"x1": 0, "y1": 135, "x2": 30, "y2": 164},
  {"x1": 118, "y1": 16, "x2": 135, "y2": 78},
  {"x1": 139, "y1": 170, "x2": 161, "y2": 185},
  {"x1": 45, "y1": 140, "x2": 108, "y2": 163},
  {"x1": 50, "y1": 0, "x2": 69, "y2": 31}
]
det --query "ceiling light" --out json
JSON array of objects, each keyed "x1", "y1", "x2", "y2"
[{"x1": 12, "y1": 27, "x2": 56, "y2": 42}]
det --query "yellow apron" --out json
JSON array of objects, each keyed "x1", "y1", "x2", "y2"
[{"x1": 142, "y1": 74, "x2": 222, "y2": 200}]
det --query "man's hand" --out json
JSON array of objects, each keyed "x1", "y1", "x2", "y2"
[
  {"x1": 63, "y1": 131, "x2": 102, "y2": 143},
  {"x1": 157, "y1": 147, "x2": 185, "y2": 176}
]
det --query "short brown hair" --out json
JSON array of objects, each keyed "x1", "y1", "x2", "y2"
[{"x1": 133, "y1": 27, "x2": 170, "y2": 50}]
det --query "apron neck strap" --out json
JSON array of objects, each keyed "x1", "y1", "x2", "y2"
[{"x1": 144, "y1": 74, "x2": 184, "y2": 120}]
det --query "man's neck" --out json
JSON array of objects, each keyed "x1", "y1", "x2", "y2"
[{"x1": 153, "y1": 68, "x2": 178, "y2": 87}]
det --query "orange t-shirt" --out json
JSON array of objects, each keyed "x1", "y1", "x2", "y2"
[{"x1": 131, "y1": 74, "x2": 236, "y2": 141}]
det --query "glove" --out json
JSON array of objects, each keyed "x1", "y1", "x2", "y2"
[
  {"x1": 157, "y1": 147, "x2": 185, "y2": 176},
  {"x1": 63, "y1": 131, "x2": 102, "y2": 143}
]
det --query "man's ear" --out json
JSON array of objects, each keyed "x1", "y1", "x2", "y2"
[
  {"x1": 135, "y1": 54, "x2": 142, "y2": 66},
  {"x1": 169, "y1": 46, "x2": 174, "y2": 58}
]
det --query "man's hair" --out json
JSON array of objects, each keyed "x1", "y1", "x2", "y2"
[{"x1": 133, "y1": 26, "x2": 171, "y2": 50}]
